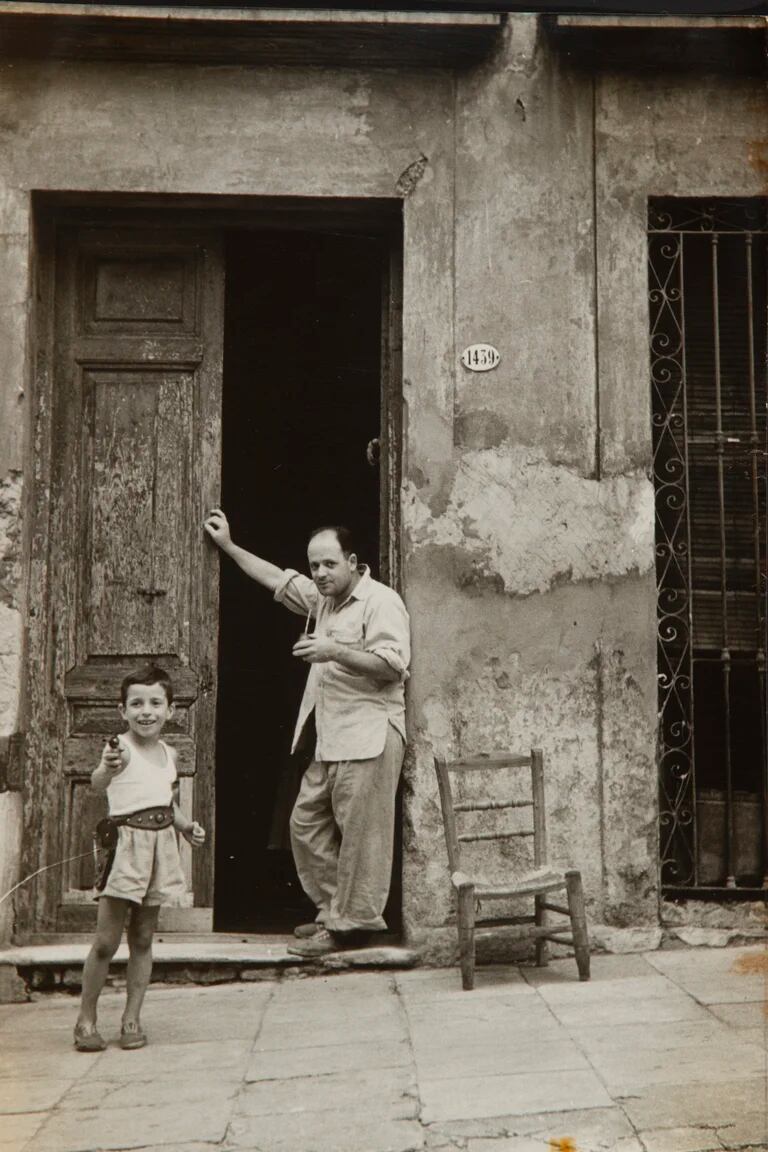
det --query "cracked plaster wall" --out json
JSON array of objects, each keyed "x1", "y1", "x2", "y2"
[
  {"x1": 0, "y1": 472, "x2": 24, "y2": 944},
  {"x1": 400, "y1": 20, "x2": 768, "y2": 953},
  {"x1": 0, "y1": 18, "x2": 765, "y2": 948},
  {"x1": 0, "y1": 180, "x2": 29, "y2": 945},
  {"x1": 404, "y1": 449, "x2": 654, "y2": 597},
  {"x1": 402, "y1": 20, "x2": 661, "y2": 955}
]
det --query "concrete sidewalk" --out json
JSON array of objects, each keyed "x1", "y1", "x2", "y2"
[{"x1": 1, "y1": 945, "x2": 767, "y2": 1152}]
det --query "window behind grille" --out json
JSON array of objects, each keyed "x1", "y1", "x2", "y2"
[{"x1": 649, "y1": 198, "x2": 767, "y2": 895}]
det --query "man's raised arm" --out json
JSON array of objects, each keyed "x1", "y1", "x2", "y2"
[{"x1": 203, "y1": 508, "x2": 284, "y2": 592}]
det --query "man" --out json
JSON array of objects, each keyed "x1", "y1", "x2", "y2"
[{"x1": 203, "y1": 510, "x2": 410, "y2": 957}]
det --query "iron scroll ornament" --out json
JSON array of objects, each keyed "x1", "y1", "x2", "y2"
[{"x1": 649, "y1": 228, "x2": 696, "y2": 888}]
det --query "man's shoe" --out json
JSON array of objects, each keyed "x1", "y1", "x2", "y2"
[
  {"x1": 293, "y1": 922, "x2": 323, "y2": 939},
  {"x1": 287, "y1": 928, "x2": 371, "y2": 958}
]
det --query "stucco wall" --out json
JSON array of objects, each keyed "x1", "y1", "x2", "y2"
[
  {"x1": 0, "y1": 18, "x2": 765, "y2": 949},
  {"x1": 402, "y1": 32, "x2": 768, "y2": 954},
  {"x1": 403, "y1": 20, "x2": 659, "y2": 955}
]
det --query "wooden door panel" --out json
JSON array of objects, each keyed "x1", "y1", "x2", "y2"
[
  {"x1": 88, "y1": 257, "x2": 195, "y2": 329},
  {"x1": 65, "y1": 784, "x2": 109, "y2": 893},
  {"x1": 20, "y1": 223, "x2": 223, "y2": 935},
  {"x1": 82, "y1": 369, "x2": 193, "y2": 657}
]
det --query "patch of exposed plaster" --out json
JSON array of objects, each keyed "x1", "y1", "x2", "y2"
[
  {"x1": 404, "y1": 447, "x2": 654, "y2": 596},
  {"x1": 396, "y1": 153, "x2": 429, "y2": 197},
  {"x1": 0, "y1": 470, "x2": 22, "y2": 609},
  {"x1": 454, "y1": 409, "x2": 509, "y2": 450},
  {"x1": 0, "y1": 792, "x2": 22, "y2": 945},
  {"x1": 0, "y1": 604, "x2": 22, "y2": 737},
  {"x1": 0, "y1": 472, "x2": 22, "y2": 737},
  {"x1": 409, "y1": 655, "x2": 604, "y2": 898}
]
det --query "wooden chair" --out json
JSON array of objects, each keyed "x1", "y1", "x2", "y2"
[{"x1": 434, "y1": 749, "x2": 590, "y2": 990}]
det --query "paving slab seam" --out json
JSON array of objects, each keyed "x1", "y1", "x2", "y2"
[
  {"x1": 694, "y1": 951, "x2": 768, "y2": 1152},
  {"x1": 519, "y1": 963, "x2": 650, "y2": 1148},
  {"x1": 635, "y1": 1120, "x2": 728, "y2": 1152},
  {"x1": 712, "y1": 1124, "x2": 765, "y2": 1151},
  {"x1": 646, "y1": 946, "x2": 768, "y2": 1009},
  {"x1": 217, "y1": 979, "x2": 278, "y2": 1152},
  {"x1": 392, "y1": 972, "x2": 429, "y2": 1148},
  {"x1": 8, "y1": 1017, "x2": 114, "y2": 1152},
  {"x1": 419, "y1": 1107, "x2": 623, "y2": 1150},
  {"x1": 690, "y1": 1120, "x2": 730, "y2": 1151},
  {"x1": 710, "y1": 1092, "x2": 768, "y2": 1150}
]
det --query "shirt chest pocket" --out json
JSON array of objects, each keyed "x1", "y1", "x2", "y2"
[{"x1": 328, "y1": 624, "x2": 365, "y2": 650}]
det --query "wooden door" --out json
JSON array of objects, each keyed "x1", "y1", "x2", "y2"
[{"x1": 20, "y1": 222, "x2": 223, "y2": 934}]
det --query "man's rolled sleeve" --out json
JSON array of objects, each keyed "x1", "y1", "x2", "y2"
[
  {"x1": 273, "y1": 569, "x2": 319, "y2": 617},
  {"x1": 364, "y1": 597, "x2": 411, "y2": 683}
]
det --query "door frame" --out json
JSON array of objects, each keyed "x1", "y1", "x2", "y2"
[
  {"x1": 32, "y1": 191, "x2": 404, "y2": 588},
  {"x1": 19, "y1": 193, "x2": 404, "y2": 940}
]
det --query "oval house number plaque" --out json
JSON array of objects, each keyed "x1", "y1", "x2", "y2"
[{"x1": 461, "y1": 344, "x2": 500, "y2": 372}]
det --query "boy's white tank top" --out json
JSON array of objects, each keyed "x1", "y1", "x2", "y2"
[{"x1": 106, "y1": 737, "x2": 176, "y2": 817}]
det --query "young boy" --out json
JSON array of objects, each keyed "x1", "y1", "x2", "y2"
[{"x1": 73, "y1": 664, "x2": 205, "y2": 1052}]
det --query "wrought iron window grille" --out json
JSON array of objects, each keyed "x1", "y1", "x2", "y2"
[{"x1": 649, "y1": 197, "x2": 767, "y2": 897}]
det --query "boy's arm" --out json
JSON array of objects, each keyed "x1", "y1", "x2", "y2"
[
  {"x1": 174, "y1": 803, "x2": 206, "y2": 846},
  {"x1": 91, "y1": 739, "x2": 127, "y2": 792},
  {"x1": 170, "y1": 757, "x2": 206, "y2": 846},
  {"x1": 204, "y1": 509, "x2": 285, "y2": 592}
]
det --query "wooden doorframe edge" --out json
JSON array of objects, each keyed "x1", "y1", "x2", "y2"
[{"x1": 17, "y1": 196, "x2": 406, "y2": 933}]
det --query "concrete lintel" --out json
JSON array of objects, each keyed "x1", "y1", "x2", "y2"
[
  {"x1": 549, "y1": 13, "x2": 766, "y2": 73},
  {"x1": 0, "y1": 3, "x2": 503, "y2": 65},
  {"x1": 0, "y1": 2, "x2": 503, "y2": 28},
  {"x1": 555, "y1": 14, "x2": 767, "y2": 28}
]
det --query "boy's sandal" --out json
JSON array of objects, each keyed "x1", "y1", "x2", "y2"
[
  {"x1": 73, "y1": 1023, "x2": 106, "y2": 1052},
  {"x1": 120, "y1": 1022, "x2": 147, "y2": 1050}
]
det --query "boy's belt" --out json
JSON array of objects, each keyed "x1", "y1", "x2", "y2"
[
  {"x1": 96, "y1": 806, "x2": 174, "y2": 847},
  {"x1": 114, "y1": 806, "x2": 174, "y2": 831},
  {"x1": 93, "y1": 806, "x2": 174, "y2": 892}
]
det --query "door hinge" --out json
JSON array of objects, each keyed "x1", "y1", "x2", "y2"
[{"x1": 0, "y1": 732, "x2": 25, "y2": 793}]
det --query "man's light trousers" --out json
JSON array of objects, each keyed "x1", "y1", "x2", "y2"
[{"x1": 289, "y1": 725, "x2": 405, "y2": 933}]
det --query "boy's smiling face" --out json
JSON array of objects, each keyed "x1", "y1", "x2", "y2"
[{"x1": 119, "y1": 681, "x2": 174, "y2": 741}]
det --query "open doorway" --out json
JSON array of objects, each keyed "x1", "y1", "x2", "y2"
[{"x1": 214, "y1": 228, "x2": 397, "y2": 932}]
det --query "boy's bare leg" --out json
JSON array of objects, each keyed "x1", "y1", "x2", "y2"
[
  {"x1": 123, "y1": 904, "x2": 160, "y2": 1028},
  {"x1": 77, "y1": 896, "x2": 129, "y2": 1029}
]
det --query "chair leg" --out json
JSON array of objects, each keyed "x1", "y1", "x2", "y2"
[
  {"x1": 565, "y1": 870, "x2": 590, "y2": 981},
  {"x1": 456, "y1": 883, "x2": 476, "y2": 990},
  {"x1": 534, "y1": 893, "x2": 549, "y2": 967}
]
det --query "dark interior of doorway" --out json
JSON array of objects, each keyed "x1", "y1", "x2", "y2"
[{"x1": 215, "y1": 228, "x2": 394, "y2": 933}]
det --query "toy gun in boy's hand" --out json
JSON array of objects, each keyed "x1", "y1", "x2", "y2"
[{"x1": 103, "y1": 735, "x2": 127, "y2": 776}]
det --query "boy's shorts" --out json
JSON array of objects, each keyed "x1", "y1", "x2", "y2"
[{"x1": 100, "y1": 825, "x2": 186, "y2": 906}]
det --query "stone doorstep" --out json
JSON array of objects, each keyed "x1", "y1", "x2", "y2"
[
  {"x1": 0, "y1": 938, "x2": 422, "y2": 1000},
  {"x1": 3, "y1": 925, "x2": 764, "y2": 1002}
]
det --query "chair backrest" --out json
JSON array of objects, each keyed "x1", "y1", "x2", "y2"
[{"x1": 434, "y1": 750, "x2": 547, "y2": 876}]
